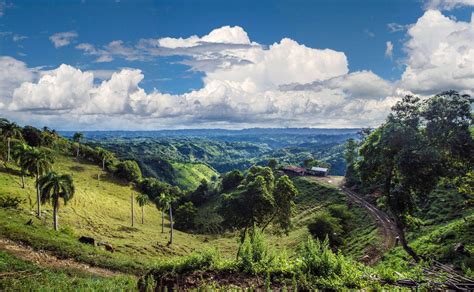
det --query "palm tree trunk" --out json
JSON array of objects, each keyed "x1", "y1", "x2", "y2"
[
  {"x1": 131, "y1": 193, "x2": 134, "y2": 227},
  {"x1": 141, "y1": 205, "x2": 144, "y2": 224},
  {"x1": 20, "y1": 174, "x2": 25, "y2": 188},
  {"x1": 169, "y1": 206, "x2": 173, "y2": 244},
  {"x1": 53, "y1": 200, "x2": 59, "y2": 231},
  {"x1": 76, "y1": 143, "x2": 80, "y2": 157},
  {"x1": 36, "y1": 171, "x2": 41, "y2": 217},
  {"x1": 161, "y1": 210, "x2": 164, "y2": 233},
  {"x1": 102, "y1": 158, "x2": 105, "y2": 170},
  {"x1": 7, "y1": 137, "x2": 10, "y2": 162}
]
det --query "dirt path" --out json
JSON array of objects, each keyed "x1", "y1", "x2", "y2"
[
  {"x1": 0, "y1": 238, "x2": 124, "y2": 278},
  {"x1": 307, "y1": 176, "x2": 397, "y2": 264},
  {"x1": 340, "y1": 187, "x2": 397, "y2": 252}
]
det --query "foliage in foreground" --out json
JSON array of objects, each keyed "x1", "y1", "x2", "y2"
[{"x1": 144, "y1": 230, "x2": 379, "y2": 290}]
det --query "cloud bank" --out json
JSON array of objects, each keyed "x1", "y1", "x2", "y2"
[{"x1": 2, "y1": 10, "x2": 474, "y2": 130}]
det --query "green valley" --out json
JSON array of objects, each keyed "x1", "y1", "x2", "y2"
[{"x1": 0, "y1": 92, "x2": 472, "y2": 290}]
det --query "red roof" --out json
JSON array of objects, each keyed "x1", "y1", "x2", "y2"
[{"x1": 282, "y1": 165, "x2": 306, "y2": 173}]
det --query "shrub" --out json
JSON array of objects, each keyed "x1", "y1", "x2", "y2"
[
  {"x1": 22, "y1": 126, "x2": 43, "y2": 147},
  {"x1": 238, "y1": 229, "x2": 275, "y2": 274},
  {"x1": 115, "y1": 160, "x2": 142, "y2": 182},
  {"x1": 221, "y1": 170, "x2": 244, "y2": 192},
  {"x1": 0, "y1": 195, "x2": 24, "y2": 209},
  {"x1": 297, "y1": 237, "x2": 366, "y2": 289},
  {"x1": 307, "y1": 211, "x2": 343, "y2": 247},
  {"x1": 174, "y1": 202, "x2": 197, "y2": 231},
  {"x1": 328, "y1": 204, "x2": 353, "y2": 231}
]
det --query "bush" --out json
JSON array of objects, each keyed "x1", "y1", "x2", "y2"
[
  {"x1": 221, "y1": 170, "x2": 244, "y2": 192},
  {"x1": 22, "y1": 126, "x2": 43, "y2": 147},
  {"x1": 297, "y1": 237, "x2": 366, "y2": 289},
  {"x1": 0, "y1": 195, "x2": 24, "y2": 209},
  {"x1": 115, "y1": 160, "x2": 142, "y2": 182},
  {"x1": 328, "y1": 204, "x2": 352, "y2": 231},
  {"x1": 238, "y1": 229, "x2": 275, "y2": 274},
  {"x1": 174, "y1": 202, "x2": 197, "y2": 231},
  {"x1": 187, "y1": 179, "x2": 210, "y2": 206},
  {"x1": 307, "y1": 211, "x2": 343, "y2": 247}
]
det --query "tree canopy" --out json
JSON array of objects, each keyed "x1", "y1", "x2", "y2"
[{"x1": 355, "y1": 91, "x2": 473, "y2": 261}]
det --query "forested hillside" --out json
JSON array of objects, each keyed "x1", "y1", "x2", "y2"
[{"x1": 74, "y1": 128, "x2": 357, "y2": 181}]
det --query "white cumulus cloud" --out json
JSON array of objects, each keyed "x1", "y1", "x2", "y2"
[
  {"x1": 10, "y1": 64, "x2": 93, "y2": 111},
  {"x1": 157, "y1": 25, "x2": 251, "y2": 48},
  {"x1": 0, "y1": 56, "x2": 34, "y2": 109},
  {"x1": 399, "y1": 10, "x2": 474, "y2": 95}
]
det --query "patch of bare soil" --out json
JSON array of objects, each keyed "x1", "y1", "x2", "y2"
[{"x1": 0, "y1": 237, "x2": 123, "y2": 277}]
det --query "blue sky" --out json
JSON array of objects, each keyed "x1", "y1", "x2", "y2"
[{"x1": 0, "y1": 0, "x2": 473, "y2": 129}]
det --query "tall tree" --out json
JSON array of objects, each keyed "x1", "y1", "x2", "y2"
[
  {"x1": 156, "y1": 193, "x2": 177, "y2": 244},
  {"x1": 154, "y1": 193, "x2": 167, "y2": 233},
  {"x1": 72, "y1": 132, "x2": 83, "y2": 157},
  {"x1": 267, "y1": 158, "x2": 278, "y2": 171},
  {"x1": 422, "y1": 91, "x2": 474, "y2": 175},
  {"x1": 136, "y1": 193, "x2": 150, "y2": 224},
  {"x1": 96, "y1": 147, "x2": 115, "y2": 170},
  {"x1": 20, "y1": 147, "x2": 54, "y2": 217},
  {"x1": 221, "y1": 170, "x2": 244, "y2": 192},
  {"x1": 343, "y1": 138, "x2": 359, "y2": 187},
  {"x1": 0, "y1": 118, "x2": 23, "y2": 162},
  {"x1": 262, "y1": 175, "x2": 298, "y2": 234},
  {"x1": 38, "y1": 172, "x2": 75, "y2": 231},
  {"x1": 357, "y1": 92, "x2": 473, "y2": 262}
]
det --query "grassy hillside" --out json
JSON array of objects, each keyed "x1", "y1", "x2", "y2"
[
  {"x1": 0, "y1": 154, "x2": 237, "y2": 273},
  {"x1": 171, "y1": 162, "x2": 218, "y2": 190},
  {"x1": 290, "y1": 177, "x2": 381, "y2": 260},
  {"x1": 0, "y1": 250, "x2": 136, "y2": 290},
  {"x1": 3, "y1": 150, "x2": 446, "y2": 289},
  {"x1": 378, "y1": 185, "x2": 473, "y2": 276},
  {"x1": 0, "y1": 152, "x2": 376, "y2": 268}
]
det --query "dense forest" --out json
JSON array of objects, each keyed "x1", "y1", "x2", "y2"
[{"x1": 65, "y1": 128, "x2": 357, "y2": 187}]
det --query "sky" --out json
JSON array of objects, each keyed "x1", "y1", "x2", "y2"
[{"x1": 0, "y1": 0, "x2": 473, "y2": 130}]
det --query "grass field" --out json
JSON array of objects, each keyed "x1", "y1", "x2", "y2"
[
  {"x1": 0, "y1": 155, "x2": 239, "y2": 272},
  {"x1": 0, "y1": 153, "x2": 384, "y2": 290}
]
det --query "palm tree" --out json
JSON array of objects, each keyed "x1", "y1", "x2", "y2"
[
  {"x1": 136, "y1": 193, "x2": 150, "y2": 224},
  {"x1": 12, "y1": 142, "x2": 31, "y2": 188},
  {"x1": 157, "y1": 193, "x2": 176, "y2": 245},
  {"x1": 96, "y1": 147, "x2": 114, "y2": 170},
  {"x1": 20, "y1": 147, "x2": 54, "y2": 217},
  {"x1": 0, "y1": 118, "x2": 23, "y2": 162},
  {"x1": 72, "y1": 132, "x2": 83, "y2": 157},
  {"x1": 38, "y1": 172, "x2": 75, "y2": 231},
  {"x1": 154, "y1": 193, "x2": 167, "y2": 233}
]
